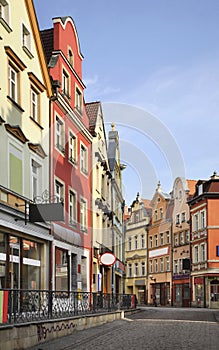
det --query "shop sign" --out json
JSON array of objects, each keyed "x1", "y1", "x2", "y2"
[
  {"x1": 194, "y1": 277, "x2": 204, "y2": 284},
  {"x1": 100, "y1": 252, "x2": 116, "y2": 266}
]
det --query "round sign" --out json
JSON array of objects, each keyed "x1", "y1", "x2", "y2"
[{"x1": 100, "y1": 253, "x2": 116, "y2": 266}]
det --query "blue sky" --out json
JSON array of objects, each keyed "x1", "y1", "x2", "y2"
[{"x1": 34, "y1": 0, "x2": 219, "y2": 205}]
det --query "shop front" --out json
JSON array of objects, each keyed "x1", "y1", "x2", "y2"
[{"x1": 172, "y1": 274, "x2": 190, "y2": 307}]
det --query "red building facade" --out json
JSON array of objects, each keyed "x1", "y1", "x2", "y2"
[{"x1": 41, "y1": 17, "x2": 92, "y2": 292}]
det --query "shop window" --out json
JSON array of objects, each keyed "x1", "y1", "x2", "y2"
[
  {"x1": 55, "y1": 248, "x2": 69, "y2": 291},
  {"x1": 22, "y1": 239, "x2": 41, "y2": 289}
]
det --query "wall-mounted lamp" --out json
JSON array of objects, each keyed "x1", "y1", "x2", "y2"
[{"x1": 149, "y1": 274, "x2": 156, "y2": 282}]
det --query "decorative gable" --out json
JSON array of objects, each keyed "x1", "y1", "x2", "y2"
[
  {"x1": 28, "y1": 143, "x2": 47, "y2": 159},
  {"x1": 5, "y1": 124, "x2": 29, "y2": 143}
]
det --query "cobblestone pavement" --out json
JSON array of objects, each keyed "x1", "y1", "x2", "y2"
[{"x1": 30, "y1": 308, "x2": 219, "y2": 350}]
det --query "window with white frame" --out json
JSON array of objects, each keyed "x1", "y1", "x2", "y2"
[
  {"x1": 80, "y1": 143, "x2": 88, "y2": 175},
  {"x1": 128, "y1": 263, "x2": 132, "y2": 277},
  {"x1": 149, "y1": 260, "x2": 153, "y2": 273},
  {"x1": 135, "y1": 235, "x2": 138, "y2": 249},
  {"x1": 149, "y1": 236, "x2": 153, "y2": 248},
  {"x1": 194, "y1": 246, "x2": 199, "y2": 263},
  {"x1": 201, "y1": 244, "x2": 206, "y2": 261},
  {"x1": 128, "y1": 237, "x2": 132, "y2": 251},
  {"x1": 141, "y1": 262, "x2": 145, "y2": 276},
  {"x1": 68, "y1": 48, "x2": 74, "y2": 67},
  {"x1": 160, "y1": 233, "x2": 164, "y2": 246},
  {"x1": 55, "y1": 115, "x2": 65, "y2": 153},
  {"x1": 135, "y1": 263, "x2": 138, "y2": 276},
  {"x1": 75, "y1": 87, "x2": 82, "y2": 114},
  {"x1": 22, "y1": 24, "x2": 31, "y2": 54},
  {"x1": 31, "y1": 159, "x2": 41, "y2": 200},
  {"x1": 200, "y1": 211, "x2": 206, "y2": 229},
  {"x1": 176, "y1": 214, "x2": 180, "y2": 225},
  {"x1": 69, "y1": 190, "x2": 77, "y2": 226},
  {"x1": 141, "y1": 234, "x2": 145, "y2": 248},
  {"x1": 62, "y1": 69, "x2": 70, "y2": 98},
  {"x1": 166, "y1": 256, "x2": 170, "y2": 271},
  {"x1": 181, "y1": 212, "x2": 186, "y2": 223},
  {"x1": 31, "y1": 88, "x2": 39, "y2": 122},
  {"x1": 160, "y1": 257, "x2": 164, "y2": 272},
  {"x1": 193, "y1": 214, "x2": 199, "y2": 231},
  {"x1": 186, "y1": 230, "x2": 190, "y2": 243},
  {"x1": 9, "y1": 64, "x2": 18, "y2": 102},
  {"x1": 154, "y1": 259, "x2": 158, "y2": 273},
  {"x1": 174, "y1": 260, "x2": 178, "y2": 274},
  {"x1": 174, "y1": 233, "x2": 178, "y2": 246},
  {"x1": 0, "y1": 0, "x2": 10, "y2": 30},
  {"x1": 166, "y1": 231, "x2": 170, "y2": 244},
  {"x1": 154, "y1": 234, "x2": 158, "y2": 247},
  {"x1": 55, "y1": 179, "x2": 64, "y2": 203},
  {"x1": 180, "y1": 232, "x2": 184, "y2": 245},
  {"x1": 80, "y1": 197, "x2": 87, "y2": 231},
  {"x1": 69, "y1": 131, "x2": 77, "y2": 164}
]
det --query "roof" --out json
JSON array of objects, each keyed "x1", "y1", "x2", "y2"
[
  {"x1": 85, "y1": 101, "x2": 100, "y2": 135},
  {"x1": 40, "y1": 28, "x2": 54, "y2": 64},
  {"x1": 186, "y1": 179, "x2": 197, "y2": 195}
]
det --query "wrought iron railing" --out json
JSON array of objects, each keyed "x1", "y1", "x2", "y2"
[{"x1": 0, "y1": 289, "x2": 136, "y2": 325}]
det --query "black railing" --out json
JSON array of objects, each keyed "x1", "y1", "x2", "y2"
[{"x1": 0, "y1": 289, "x2": 136, "y2": 325}]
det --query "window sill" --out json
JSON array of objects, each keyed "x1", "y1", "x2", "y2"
[
  {"x1": 69, "y1": 157, "x2": 77, "y2": 166},
  {"x1": 7, "y1": 96, "x2": 24, "y2": 112},
  {"x1": 22, "y1": 46, "x2": 34, "y2": 59},
  {"x1": 29, "y1": 116, "x2": 44, "y2": 129},
  {"x1": 0, "y1": 17, "x2": 12, "y2": 33}
]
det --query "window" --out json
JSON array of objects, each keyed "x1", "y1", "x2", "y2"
[
  {"x1": 149, "y1": 236, "x2": 153, "y2": 248},
  {"x1": 55, "y1": 115, "x2": 65, "y2": 153},
  {"x1": 22, "y1": 24, "x2": 32, "y2": 56},
  {"x1": 181, "y1": 212, "x2": 186, "y2": 223},
  {"x1": 154, "y1": 235, "x2": 158, "y2": 247},
  {"x1": 55, "y1": 180, "x2": 64, "y2": 203},
  {"x1": 154, "y1": 259, "x2": 158, "y2": 273},
  {"x1": 186, "y1": 230, "x2": 190, "y2": 243},
  {"x1": 166, "y1": 256, "x2": 170, "y2": 271},
  {"x1": 193, "y1": 214, "x2": 199, "y2": 231},
  {"x1": 31, "y1": 159, "x2": 41, "y2": 200},
  {"x1": 9, "y1": 143, "x2": 22, "y2": 195},
  {"x1": 135, "y1": 263, "x2": 138, "y2": 276},
  {"x1": 174, "y1": 260, "x2": 178, "y2": 274},
  {"x1": 154, "y1": 210, "x2": 158, "y2": 221},
  {"x1": 128, "y1": 237, "x2": 132, "y2": 251},
  {"x1": 75, "y1": 87, "x2": 82, "y2": 114},
  {"x1": 80, "y1": 143, "x2": 88, "y2": 175},
  {"x1": 68, "y1": 48, "x2": 74, "y2": 67},
  {"x1": 176, "y1": 214, "x2": 180, "y2": 225},
  {"x1": 141, "y1": 262, "x2": 145, "y2": 276},
  {"x1": 200, "y1": 211, "x2": 206, "y2": 229},
  {"x1": 141, "y1": 234, "x2": 145, "y2": 248},
  {"x1": 9, "y1": 64, "x2": 17, "y2": 102},
  {"x1": 194, "y1": 246, "x2": 199, "y2": 263},
  {"x1": 180, "y1": 232, "x2": 184, "y2": 245},
  {"x1": 160, "y1": 257, "x2": 164, "y2": 272},
  {"x1": 160, "y1": 208, "x2": 163, "y2": 219},
  {"x1": 201, "y1": 244, "x2": 206, "y2": 261},
  {"x1": 149, "y1": 260, "x2": 153, "y2": 273},
  {"x1": 80, "y1": 197, "x2": 87, "y2": 231},
  {"x1": 55, "y1": 247, "x2": 69, "y2": 291},
  {"x1": 0, "y1": 0, "x2": 10, "y2": 31},
  {"x1": 69, "y1": 190, "x2": 77, "y2": 226},
  {"x1": 62, "y1": 69, "x2": 70, "y2": 98},
  {"x1": 31, "y1": 89, "x2": 39, "y2": 122},
  {"x1": 160, "y1": 233, "x2": 164, "y2": 246},
  {"x1": 135, "y1": 235, "x2": 138, "y2": 249},
  {"x1": 135, "y1": 212, "x2": 139, "y2": 223},
  {"x1": 69, "y1": 131, "x2": 77, "y2": 164},
  {"x1": 178, "y1": 190, "x2": 182, "y2": 200},
  {"x1": 166, "y1": 231, "x2": 170, "y2": 244},
  {"x1": 174, "y1": 233, "x2": 178, "y2": 246},
  {"x1": 128, "y1": 263, "x2": 132, "y2": 277}
]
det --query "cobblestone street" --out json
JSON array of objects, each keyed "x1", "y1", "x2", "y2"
[{"x1": 29, "y1": 307, "x2": 219, "y2": 350}]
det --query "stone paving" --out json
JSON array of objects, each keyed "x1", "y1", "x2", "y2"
[{"x1": 29, "y1": 307, "x2": 219, "y2": 350}]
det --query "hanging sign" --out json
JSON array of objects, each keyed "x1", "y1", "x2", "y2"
[{"x1": 100, "y1": 253, "x2": 116, "y2": 266}]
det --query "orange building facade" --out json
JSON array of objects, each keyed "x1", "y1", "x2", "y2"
[{"x1": 189, "y1": 172, "x2": 219, "y2": 308}]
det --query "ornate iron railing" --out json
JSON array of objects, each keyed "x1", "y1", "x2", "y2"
[{"x1": 0, "y1": 289, "x2": 136, "y2": 325}]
